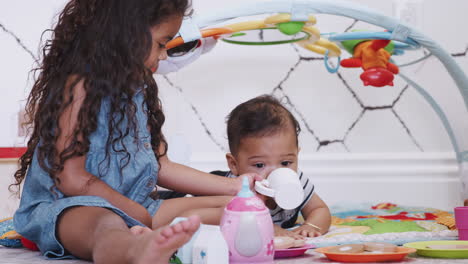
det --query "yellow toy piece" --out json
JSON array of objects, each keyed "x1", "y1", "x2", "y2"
[
  {"x1": 224, "y1": 20, "x2": 267, "y2": 32},
  {"x1": 301, "y1": 25, "x2": 320, "y2": 43},
  {"x1": 223, "y1": 13, "x2": 318, "y2": 33},
  {"x1": 298, "y1": 38, "x2": 342, "y2": 57},
  {"x1": 264, "y1": 13, "x2": 317, "y2": 26}
]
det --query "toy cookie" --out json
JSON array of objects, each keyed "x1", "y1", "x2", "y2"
[
  {"x1": 363, "y1": 242, "x2": 397, "y2": 253},
  {"x1": 274, "y1": 236, "x2": 306, "y2": 249},
  {"x1": 274, "y1": 236, "x2": 295, "y2": 249},
  {"x1": 328, "y1": 244, "x2": 365, "y2": 253},
  {"x1": 293, "y1": 239, "x2": 305, "y2": 248}
]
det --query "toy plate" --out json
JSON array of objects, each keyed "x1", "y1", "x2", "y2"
[
  {"x1": 274, "y1": 243, "x2": 316, "y2": 258},
  {"x1": 404, "y1": 241, "x2": 468, "y2": 259},
  {"x1": 315, "y1": 246, "x2": 416, "y2": 263}
]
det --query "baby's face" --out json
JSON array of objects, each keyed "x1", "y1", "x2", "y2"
[{"x1": 230, "y1": 127, "x2": 299, "y2": 179}]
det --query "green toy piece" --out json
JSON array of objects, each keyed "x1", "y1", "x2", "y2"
[
  {"x1": 277, "y1": 21, "x2": 305, "y2": 35},
  {"x1": 230, "y1": 32, "x2": 246, "y2": 37},
  {"x1": 169, "y1": 254, "x2": 183, "y2": 264},
  {"x1": 404, "y1": 241, "x2": 468, "y2": 259},
  {"x1": 222, "y1": 28, "x2": 310, "y2": 46}
]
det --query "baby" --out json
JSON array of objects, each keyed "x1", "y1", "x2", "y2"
[{"x1": 217, "y1": 95, "x2": 331, "y2": 238}]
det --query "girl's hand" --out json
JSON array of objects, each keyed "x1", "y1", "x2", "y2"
[
  {"x1": 236, "y1": 172, "x2": 263, "y2": 192},
  {"x1": 274, "y1": 225, "x2": 304, "y2": 240},
  {"x1": 292, "y1": 224, "x2": 322, "y2": 237}
]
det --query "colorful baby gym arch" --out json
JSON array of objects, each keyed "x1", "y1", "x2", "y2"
[{"x1": 167, "y1": 0, "x2": 468, "y2": 200}]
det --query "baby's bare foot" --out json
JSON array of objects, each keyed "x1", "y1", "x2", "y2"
[{"x1": 130, "y1": 215, "x2": 201, "y2": 264}]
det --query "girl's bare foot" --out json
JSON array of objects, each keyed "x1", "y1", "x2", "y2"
[
  {"x1": 130, "y1": 215, "x2": 201, "y2": 264},
  {"x1": 130, "y1": 225, "x2": 153, "y2": 236}
]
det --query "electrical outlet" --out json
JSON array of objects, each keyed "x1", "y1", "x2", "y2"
[{"x1": 392, "y1": 0, "x2": 424, "y2": 29}]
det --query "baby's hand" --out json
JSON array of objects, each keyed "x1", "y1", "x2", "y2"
[
  {"x1": 274, "y1": 225, "x2": 304, "y2": 240},
  {"x1": 292, "y1": 224, "x2": 322, "y2": 237},
  {"x1": 255, "y1": 193, "x2": 268, "y2": 203}
]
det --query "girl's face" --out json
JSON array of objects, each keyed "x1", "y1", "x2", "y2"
[
  {"x1": 227, "y1": 126, "x2": 299, "y2": 179},
  {"x1": 146, "y1": 15, "x2": 183, "y2": 72}
]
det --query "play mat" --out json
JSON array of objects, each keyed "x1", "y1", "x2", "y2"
[
  {"x1": 306, "y1": 202, "x2": 458, "y2": 247},
  {"x1": 1, "y1": 202, "x2": 457, "y2": 252}
]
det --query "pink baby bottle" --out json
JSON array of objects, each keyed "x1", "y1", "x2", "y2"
[{"x1": 220, "y1": 176, "x2": 275, "y2": 264}]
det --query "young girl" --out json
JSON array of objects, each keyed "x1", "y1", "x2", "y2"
[
  {"x1": 220, "y1": 95, "x2": 331, "y2": 238},
  {"x1": 11, "y1": 1, "x2": 258, "y2": 263}
]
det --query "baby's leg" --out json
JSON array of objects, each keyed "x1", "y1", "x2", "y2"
[
  {"x1": 153, "y1": 196, "x2": 232, "y2": 228},
  {"x1": 57, "y1": 206, "x2": 200, "y2": 264}
]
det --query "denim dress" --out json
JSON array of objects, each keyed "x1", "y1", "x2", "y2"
[{"x1": 13, "y1": 90, "x2": 162, "y2": 259}]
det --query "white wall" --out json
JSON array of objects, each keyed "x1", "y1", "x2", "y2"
[
  {"x1": 0, "y1": 0, "x2": 67, "y2": 147},
  {"x1": 0, "y1": 161, "x2": 21, "y2": 219},
  {"x1": 0, "y1": 0, "x2": 467, "y2": 214}
]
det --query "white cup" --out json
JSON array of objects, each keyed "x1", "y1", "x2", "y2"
[{"x1": 254, "y1": 168, "x2": 304, "y2": 210}]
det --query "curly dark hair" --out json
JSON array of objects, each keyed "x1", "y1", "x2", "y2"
[
  {"x1": 226, "y1": 95, "x2": 301, "y2": 155},
  {"x1": 11, "y1": 0, "x2": 191, "y2": 194}
]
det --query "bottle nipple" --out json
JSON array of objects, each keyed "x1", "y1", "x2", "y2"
[{"x1": 236, "y1": 176, "x2": 254, "y2": 198}]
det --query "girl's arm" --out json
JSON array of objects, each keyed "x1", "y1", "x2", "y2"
[
  {"x1": 54, "y1": 77, "x2": 152, "y2": 227},
  {"x1": 292, "y1": 194, "x2": 331, "y2": 237},
  {"x1": 157, "y1": 151, "x2": 260, "y2": 196}
]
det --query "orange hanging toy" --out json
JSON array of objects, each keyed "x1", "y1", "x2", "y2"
[{"x1": 341, "y1": 39, "x2": 399, "y2": 87}]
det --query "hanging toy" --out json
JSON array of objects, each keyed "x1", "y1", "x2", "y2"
[
  {"x1": 340, "y1": 38, "x2": 399, "y2": 87},
  {"x1": 166, "y1": 13, "x2": 341, "y2": 58}
]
